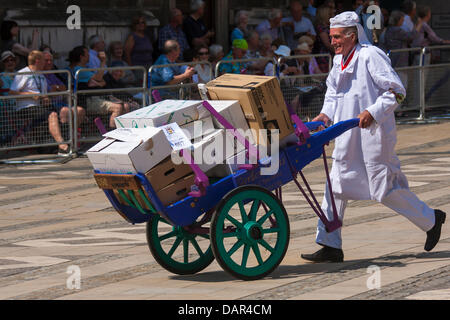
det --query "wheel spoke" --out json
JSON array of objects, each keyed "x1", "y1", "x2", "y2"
[
  {"x1": 183, "y1": 239, "x2": 189, "y2": 263},
  {"x1": 249, "y1": 199, "x2": 261, "y2": 221},
  {"x1": 190, "y1": 237, "x2": 204, "y2": 256},
  {"x1": 167, "y1": 236, "x2": 182, "y2": 257},
  {"x1": 225, "y1": 214, "x2": 243, "y2": 228},
  {"x1": 223, "y1": 231, "x2": 239, "y2": 238},
  {"x1": 238, "y1": 201, "x2": 248, "y2": 223},
  {"x1": 241, "y1": 244, "x2": 250, "y2": 268},
  {"x1": 258, "y1": 238, "x2": 275, "y2": 253},
  {"x1": 263, "y1": 228, "x2": 280, "y2": 234},
  {"x1": 227, "y1": 240, "x2": 244, "y2": 257},
  {"x1": 257, "y1": 209, "x2": 274, "y2": 225},
  {"x1": 197, "y1": 233, "x2": 210, "y2": 240},
  {"x1": 252, "y1": 243, "x2": 264, "y2": 265},
  {"x1": 158, "y1": 230, "x2": 177, "y2": 241}
]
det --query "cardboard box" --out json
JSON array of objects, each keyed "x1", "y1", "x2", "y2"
[
  {"x1": 157, "y1": 174, "x2": 196, "y2": 206},
  {"x1": 187, "y1": 129, "x2": 236, "y2": 173},
  {"x1": 206, "y1": 149, "x2": 251, "y2": 177},
  {"x1": 114, "y1": 100, "x2": 207, "y2": 128},
  {"x1": 86, "y1": 127, "x2": 172, "y2": 174},
  {"x1": 180, "y1": 116, "x2": 215, "y2": 141},
  {"x1": 206, "y1": 74, "x2": 294, "y2": 146},
  {"x1": 144, "y1": 156, "x2": 193, "y2": 192}
]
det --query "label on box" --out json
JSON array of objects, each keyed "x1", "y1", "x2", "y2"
[{"x1": 160, "y1": 123, "x2": 193, "y2": 151}]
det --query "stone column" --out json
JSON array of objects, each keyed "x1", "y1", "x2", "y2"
[{"x1": 215, "y1": 0, "x2": 229, "y2": 52}]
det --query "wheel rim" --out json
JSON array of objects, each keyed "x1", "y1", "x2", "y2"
[
  {"x1": 212, "y1": 187, "x2": 289, "y2": 279},
  {"x1": 147, "y1": 214, "x2": 214, "y2": 274}
]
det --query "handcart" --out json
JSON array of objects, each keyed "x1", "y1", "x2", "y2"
[{"x1": 93, "y1": 99, "x2": 360, "y2": 280}]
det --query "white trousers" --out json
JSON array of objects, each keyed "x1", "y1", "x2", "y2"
[{"x1": 315, "y1": 173, "x2": 436, "y2": 250}]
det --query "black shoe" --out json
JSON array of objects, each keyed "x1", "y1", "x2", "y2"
[
  {"x1": 424, "y1": 209, "x2": 446, "y2": 252},
  {"x1": 301, "y1": 245, "x2": 344, "y2": 263}
]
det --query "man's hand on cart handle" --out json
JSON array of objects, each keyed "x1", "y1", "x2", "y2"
[
  {"x1": 312, "y1": 113, "x2": 331, "y2": 131},
  {"x1": 357, "y1": 110, "x2": 374, "y2": 129}
]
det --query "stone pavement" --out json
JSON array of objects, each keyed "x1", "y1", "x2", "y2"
[{"x1": 0, "y1": 121, "x2": 449, "y2": 300}]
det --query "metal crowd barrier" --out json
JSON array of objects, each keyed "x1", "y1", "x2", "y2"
[
  {"x1": 0, "y1": 69, "x2": 74, "y2": 163},
  {"x1": 149, "y1": 61, "x2": 213, "y2": 104},
  {"x1": 214, "y1": 57, "x2": 272, "y2": 78},
  {"x1": 74, "y1": 66, "x2": 148, "y2": 148},
  {"x1": 277, "y1": 53, "x2": 331, "y2": 121}
]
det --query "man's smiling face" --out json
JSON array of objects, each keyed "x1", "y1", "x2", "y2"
[{"x1": 330, "y1": 27, "x2": 356, "y2": 56}]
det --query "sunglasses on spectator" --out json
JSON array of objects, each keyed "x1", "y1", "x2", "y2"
[
  {"x1": 198, "y1": 51, "x2": 209, "y2": 55},
  {"x1": 3, "y1": 58, "x2": 15, "y2": 63}
]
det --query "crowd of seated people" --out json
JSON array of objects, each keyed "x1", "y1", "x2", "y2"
[{"x1": 1, "y1": 0, "x2": 450, "y2": 151}]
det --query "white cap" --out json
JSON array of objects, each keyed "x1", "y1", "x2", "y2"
[
  {"x1": 274, "y1": 45, "x2": 291, "y2": 57},
  {"x1": 330, "y1": 11, "x2": 371, "y2": 46}
]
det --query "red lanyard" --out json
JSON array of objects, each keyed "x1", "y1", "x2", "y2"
[{"x1": 341, "y1": 46, "x2": 356, "y2": 71}]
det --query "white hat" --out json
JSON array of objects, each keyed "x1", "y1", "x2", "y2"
[
  {"x1": 330, "y1": 11, "x2": 371, "y2": 45},
  {"x1": 274, "y1": 45, "x2": 291, "y2": 57},
  {"x1": 296, "y1": 42, "x2": 311, "y2": 53},
  {"x1": 1, "y1": 50, "x2": 15, "y2": 62}
]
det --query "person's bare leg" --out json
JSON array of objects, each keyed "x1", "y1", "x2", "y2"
[
  {"x1": 48, "y1": 111, "x2": 68, "y2": 151},
  {"x1": 108, "y1": 103, "x2": 123, "y2": 128}
]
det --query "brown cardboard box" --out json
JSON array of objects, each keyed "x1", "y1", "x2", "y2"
[
  {"x1": 206, "y1": 74, "x2": 294, "y2": 145},
  {"x1": 157, "y1": 174, "x2": 196, "y2": 206},
  {"x1": 144, "y1": 156, "x2": 193, "y2": 192}
]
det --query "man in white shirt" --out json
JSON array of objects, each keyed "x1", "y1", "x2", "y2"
[
  {"x1": 282, "y1": 1, "x2": 316, "y2": 50},
  {"x1": 9, "y1": 50, "x2": 68, "y2": 152},
  {"x1": 10, "y1": 50, "x2": 48, "y2": 111}
]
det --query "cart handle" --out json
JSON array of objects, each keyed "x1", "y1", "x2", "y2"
[
  {"x1": 201, "y1": 100, "x2": 259, "y2": 168},
  {"x1": 180, "y1": 149, "x2": 209, "y2": 198}
]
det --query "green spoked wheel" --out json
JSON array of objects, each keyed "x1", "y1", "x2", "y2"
[
  {"x1": 210, "y1": 185, "x2": 290, "y2": 280},
  {"x1": 146, "y1": 214, "x2": 214, "y2": 275}
]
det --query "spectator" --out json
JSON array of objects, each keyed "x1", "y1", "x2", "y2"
[
  {"x1": 183, "y1": 0, "x2": 215, "y2": 49},
  {"x1": 103, "y1": 63, "x2": 138, "y2": 112},
  {"x1": 151, "y1": 40, "x2": 195, "y2": 98},
  {"x1": 193, "y1": 46, "x2": 212, "y2": 83},
  {"x1": 8, "y1": 51, "x2": 66, "y2": 151},
  {"x1": 384, "y1": 11, "x2": 420, "y2": 68},
  {"x1": 282, "y1": 1, "x2": 317, "y2": 50},
  {"x1": 124, "y1": 15, "x2": 154, "y2": 71},
  {"x1": 352, "y1": 0, "x2": 363, "y2": 11},
  {"x1": 158, "y1": 8, "x2": 190, "y2": 61},
  {"x1": 0, "y1": 51, "x2": 17, "y2": 96},
  {"x1": 264, "y1": 45, "x2": 296, "y2": 77},
  {"x1": 356, "y1": 0, "x2": 384, "y2": 45},
  {"x1": 313, "y1": 5, "x2": 334, "y2": 73},
  {"x1": 413, "y1": 6, "x2": 450, "y2": 49},
  {"x1": 291, "y1": 42, "x2": 321, "y2": 75},
  {"x1": 259, "y1": 33, "x2": 274, "y2": 58},
  {"x1": 218, "y1": 39, "x2": 248, "y2": 75},
  {"x1": 86, "y1": 35, "x2": 106, "y2": 69},
  {"x1": 0, "y1": 20, "x2": 39, "y2": 69},
  {"x1": 67, "y1": 46, "x2": 124, "y2": 129},
  {"x1": 400, "y1": 0, "x2": 416, "y2": 33},
  {"x1": 255, "y1": 9, "x2": 286, "y2": 44},
  {"x1": 209, "y1": 44, "x2": 224, "y2": 73},
  {"x1": 108, "y1": 41, "x2": 136, "y2": 86},
  {"x1": 231, "y1": 10, "x2": 249, "y2": 42},
  {"x1": 306, "y1": 0, "x2": 317, "y2": 20},
  {"x1": 43, "y1": 51, "x2": 86, "y2": 154},
  {"x1": 323, "y1": 0, "x2": 336, "y2": 17},
  {"x1": 244, "y1": 31, "x2": 266, "y2": 74}
]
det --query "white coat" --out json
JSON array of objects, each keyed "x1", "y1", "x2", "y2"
[
  {"x1": 321, "y1": 43, "x2": 407, "y2": 202},
  {"x1": 315, "y1": 43, "x2": 435, "y2": 249}
]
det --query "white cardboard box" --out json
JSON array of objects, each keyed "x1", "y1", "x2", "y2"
[
  {"x1": 176, "y1": 129, "x2": 236, "y2": 173},
  {"x1": 87, "y1": 127, "x2": 172, "y2": 174},
  {"x1": 180, "y1": 116, "x2": 215, "y2": 141},
  {"x1": 114, "y1": 100, "x2": 207, "y2": 128},
  {"x1": 203, "y1": 100, "x2": 255, "y2": 145}
]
